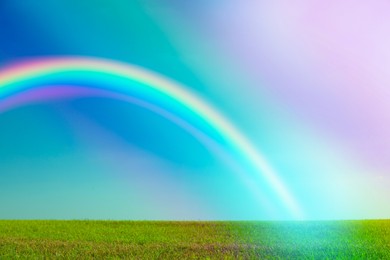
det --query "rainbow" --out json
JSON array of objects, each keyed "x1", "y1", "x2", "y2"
[{"x1": 0, "y1": 57, "x2": 303, "y2": 219}]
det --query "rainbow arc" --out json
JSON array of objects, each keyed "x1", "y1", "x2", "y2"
[{"x1": 0, "y1": 57, "x2": 303, "y2": 219}]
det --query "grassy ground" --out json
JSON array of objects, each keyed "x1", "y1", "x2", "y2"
[{"x1": 0, "y1": 220, "x2": 389, "y2": 259}]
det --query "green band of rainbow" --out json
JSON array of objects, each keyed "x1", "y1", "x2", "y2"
[{"x1": 0, "y1": 57, "x2": 303, "y2": 219}]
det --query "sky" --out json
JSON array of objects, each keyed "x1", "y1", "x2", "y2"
[{"x1": 0, "y1": 0, "x2": 389, "y2": 220}]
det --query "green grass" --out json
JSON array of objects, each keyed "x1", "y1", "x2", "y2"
[{"x1": 0, "y1": 220, "x2": 389, "y2": 259}]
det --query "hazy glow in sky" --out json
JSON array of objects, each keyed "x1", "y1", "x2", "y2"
[{"x1": 0, "y1": 0, "x2": 389, "y2": 220}]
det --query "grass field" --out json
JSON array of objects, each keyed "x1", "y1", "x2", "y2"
[{"x1": 0, "y1": 220, "x2": 389, "y2": 259}]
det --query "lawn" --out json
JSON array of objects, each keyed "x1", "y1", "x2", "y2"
[{"x1": 0, "y1": 220, "x2": 389, "y2": 258}]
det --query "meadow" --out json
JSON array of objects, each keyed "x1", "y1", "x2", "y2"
[{"x1": 0, "y1": 220, "x2": 389, "y2": 259}]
